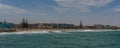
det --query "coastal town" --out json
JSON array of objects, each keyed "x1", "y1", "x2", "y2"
[{"x1": 0, "y1": 18, "x2": 120, "y2": 32}]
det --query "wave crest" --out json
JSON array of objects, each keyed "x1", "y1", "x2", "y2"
[{"x1": 0, "y1": 29, "x2": 118, "y2": 35}]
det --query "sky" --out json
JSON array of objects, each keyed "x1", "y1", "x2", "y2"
[{"x1": 0, "y1": 0, "x2": 120, "y2": 26}]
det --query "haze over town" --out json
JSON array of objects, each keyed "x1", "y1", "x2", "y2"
[{"x1": 0, "y1": 0, "x2": 120, "y2": 26}]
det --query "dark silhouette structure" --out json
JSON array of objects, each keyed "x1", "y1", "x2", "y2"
[
  {"x1": 20, "y1": 18, "x2": 29, "y2": 28},
  {"x1": 80, "y1": 20, "x2": 83, "y2": 28}
]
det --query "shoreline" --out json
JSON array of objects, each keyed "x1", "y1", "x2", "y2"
[
  {"x1": 15, "y1": 28, "x2": 119, "y2": 32},
  {"x1": 0, "y1": 28, "x2": 119, "y2": 33},
  {"x1": 0, "y1": 29, "x2": 118, "y2": 35}
]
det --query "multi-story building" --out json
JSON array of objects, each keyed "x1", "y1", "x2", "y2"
[
  {"x1": 93, "y1": 24, "x2": 105, "y2": 29},
  {"x1": 29, "y1": 23, "x2": 75, "y2": 29},
  {"x1": 0, "y1": 22, "x2": 14, "y2": 29}
]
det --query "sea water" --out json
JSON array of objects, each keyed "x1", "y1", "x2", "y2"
[{"x1": 0, "y1": 30, "x2": 120, "y2": 48}]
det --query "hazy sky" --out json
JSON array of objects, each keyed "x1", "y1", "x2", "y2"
[{"x1": 0, "y1": 0, "x2": 120, "y2": 26}]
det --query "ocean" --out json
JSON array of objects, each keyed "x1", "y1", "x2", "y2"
[{"x1": 0, "y1": 30, "x2": 120, "y2": 48}]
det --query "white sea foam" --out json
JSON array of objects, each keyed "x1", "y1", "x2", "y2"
[
  {"x1": 0, "y1": 30, "x2": 68, "y2": 35},
  {"x1": 0, "y1": 29, "x2": 118, "y2": 35},
  {"x1": 62, "y1": 29, "x2": 120, "y2": 32},
  {"x1": 0, "y1": 31, "x2": 50, "y2": 35},
  {"x1": 48, "y1": 30, "x2": 68, "y2": 34},
  {"x1": 66, "y1": 29, "x2": 119, "y2": 32}
]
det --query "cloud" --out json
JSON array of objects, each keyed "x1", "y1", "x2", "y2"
[
  {"x1": 0, "y1": 3, "x2": 31, "y2": 23},
  {"x1": 55, "y1": 0, "x2": 113, "y2": 12},
  {"x1": 50, "y1": 6, "x2": 70, "y2": 13},
  {"x1": 0, "y1": 3, "x2": 28, "y2": 15},
  {"x1": 105, "y1": 6, "x2": 120, "y2": 13},
  {"x1": 113, "y1": 7, "x2": 120, "y2": 12}
]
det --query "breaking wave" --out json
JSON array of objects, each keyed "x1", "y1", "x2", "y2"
[
  {"x1": 0, "y1": 29, "x2": 119, "y2": 35},
  {"x1": 0, "y1": 31, "x2": 50, "y2": 35},
  {"x1": 0, "y1": 31, "x2": 68, "y2": 35}
]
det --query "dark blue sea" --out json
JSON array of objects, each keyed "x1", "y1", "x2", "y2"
[{"x1": 0, "y1": 31, "x2": 120, "y2": 48}]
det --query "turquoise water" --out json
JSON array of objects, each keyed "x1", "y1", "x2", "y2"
[{"x1": 0, "y1": 31, "x2": 120, "y2": 48}]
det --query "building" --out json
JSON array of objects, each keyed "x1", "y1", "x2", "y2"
[
  {"x1": 92, "y1": 24, "x2": 120, "y2": 29},
  {"x1": 29, "y1": 23, "x2": 75, "y2": 29},
  {"x1": 0, "y1": 22, "x2": 14, "y2": 29},
  {"x1": 93, "y1": 24, "x2": 105, "y2": 29}
]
